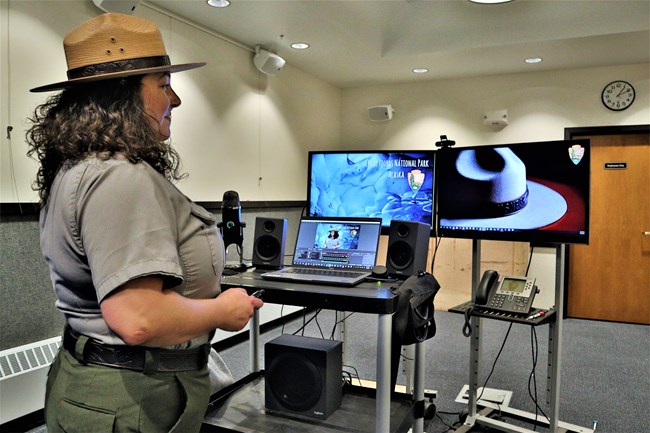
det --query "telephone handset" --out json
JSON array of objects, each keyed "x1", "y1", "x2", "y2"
[{"x1": 474, "y1": 270, "x2": 538, "y2": 314}]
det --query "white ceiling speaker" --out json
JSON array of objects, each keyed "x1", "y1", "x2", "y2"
[
  {"x1": 92, "y1": 0, "x2": 140, "y2": 14},
  {"x1": 483, "y1": 109, "x2": 509, "y2": 129},
  {"x1": 253, "y1": 46, "x2": 286, "y2": 76},
  {"x1": 368, "y1": 104, "x2": 394, "y2": 122}
]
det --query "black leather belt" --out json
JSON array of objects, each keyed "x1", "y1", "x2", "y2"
[{"x1": 63, "y1": 327, "x2": 209, "y2": 374}]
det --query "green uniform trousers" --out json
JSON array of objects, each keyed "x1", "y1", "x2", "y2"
[{"x1": 45, "y1": 348, "x2": 211, "y2": 433}]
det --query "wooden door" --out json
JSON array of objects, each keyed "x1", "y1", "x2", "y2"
[{"x1": 567, "y1": 132, "x2": 649, "y2": 324}]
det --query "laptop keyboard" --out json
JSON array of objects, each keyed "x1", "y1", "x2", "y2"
[{"x1": 285, "y1": 268, "x2": 367, "y2": 278}]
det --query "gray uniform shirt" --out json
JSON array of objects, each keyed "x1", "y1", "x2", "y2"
[{"x1": 40, "y1": 156, "x2": 224, "y2": 349}]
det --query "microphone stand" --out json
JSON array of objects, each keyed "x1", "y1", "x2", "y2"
[{"x1": 218, "y1": 220, "x2": 248, "y2": 272}]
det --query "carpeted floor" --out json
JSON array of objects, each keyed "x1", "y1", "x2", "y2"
[
  {"x1": 21, "y1": 309, "x2": 650, "y2": 433},
  {"x1": 218, "y1": 309, "x2": 649, "y2": 433}
]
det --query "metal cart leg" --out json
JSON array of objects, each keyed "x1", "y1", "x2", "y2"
[
  {"x1": 376, "y1": 313, "x2": 392, "y2": 433},
  {"x1": 413, "y1": 341, "x2": 425, "y2": 433},
  {"x1": 249, "y1": 308, "x2": 260, "y2": 373}
]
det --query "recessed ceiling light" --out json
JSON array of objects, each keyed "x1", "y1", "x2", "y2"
[
  {"x1": 413, "y1": 68, "x2": 429, "y2": 74},
  {"x1": 469, "y1": 0, "x2": 513, "y2": 4},
  {"x1": 291, "y1": 42, "x2": 310, "y2": 50},
  {"x1": 525, "y1": 57, "x2": 543, "y2": 64},
  {"x1": 207, "y1": 0, "x2": 230, "y2": 7}
]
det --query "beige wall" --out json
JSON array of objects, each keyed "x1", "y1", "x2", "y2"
[
  {"x1": 0, "y1": 1, "x2": 342, "y2": 203},
  {"x1": 340, "y1": 64, "x2": 649, "y2": 149},
  {"x1": 339, "y1": 63, "x2": 649, "y2": 308},
  {"x1": 374, "y1": 236, "x2": 531, "y2": 310}
]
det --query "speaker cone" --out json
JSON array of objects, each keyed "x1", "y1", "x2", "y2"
[
  {"x1": 256, "y1": 235, "x2": 280, "y2": 261},
  {"x1": 397, "y1": 223, "x2": 410, "y2": 237},
  {"x1": 388, "y1": 240, "x2": 413, "y2": 270},
  {"x1": 266, "y1": 353, "x2": 322, "y2": 411}
]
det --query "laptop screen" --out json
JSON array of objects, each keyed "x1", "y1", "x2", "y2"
[{"x1": 292, "y1": 217, "x2": 382, "y2": 270}]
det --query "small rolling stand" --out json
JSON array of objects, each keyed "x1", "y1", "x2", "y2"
[
  {"x1": 448, "y1": 241, "x2": 593, "y2": 433},
  {"x1": 203, "y1": 272, "x2": 428, "y2": 433}
]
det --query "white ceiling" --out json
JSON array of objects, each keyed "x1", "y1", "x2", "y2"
[{"x1": 142, "y1": 0, "x2": 650, "y2": 88}]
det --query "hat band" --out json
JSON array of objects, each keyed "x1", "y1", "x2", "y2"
[
  {"x1": 67, "y1": 55, "x2": 171, "y2": 80},
  {"x1": 482, "y1": 186, "x2": 529, "y2": 218}
]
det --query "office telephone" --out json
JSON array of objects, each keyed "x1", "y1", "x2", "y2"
[{"x1": 474, "y1": 270, "x2": 538, "y2": 315}]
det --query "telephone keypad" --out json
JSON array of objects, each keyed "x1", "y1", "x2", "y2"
[
  {"x1": 488, "y1": 294, "x2": 532, "y2": 313},
  {"x1": 489, "y1": 294, "x2": 508, "y2": 308}
]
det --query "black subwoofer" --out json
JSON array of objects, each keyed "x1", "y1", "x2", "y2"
[
  {"x1": 252, "y1": 217, "x2": 287, "y2": 269},
  {"x1": 386, "y1": 220, "x2": 430, "y2": 278},
  {"x1": 264, "y1": 334, "x2": 342, "y2": 420}
]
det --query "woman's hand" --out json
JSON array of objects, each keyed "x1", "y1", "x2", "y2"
[{"x1": 212, "y1": 287, "x2": 264, "y2": 332}]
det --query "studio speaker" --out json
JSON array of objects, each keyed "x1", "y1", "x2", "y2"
[
  {"x1": 386, "y1": 220, "x2": 430, "y2": 278},
  {"x1": 265, "y1": 334, "x2": 343, "y2": 420},
  {"x1": 252, "y1": 217, "x2": 287, "y2": 269},
  {"x1": 92, "y1": 0, "x2": 140, "y2": 14}
]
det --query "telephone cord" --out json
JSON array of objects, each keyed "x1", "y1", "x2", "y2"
[{"x1": 462, "y1": 305, "x2": 475, "y2": 337}]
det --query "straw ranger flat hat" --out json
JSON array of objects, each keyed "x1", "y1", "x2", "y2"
[
  {"x1": 439, "y1": 147, "x2": 567, "y2": 230},
  {"x1": 31, "y1": 13, "x2": 205, "y2": 92}
]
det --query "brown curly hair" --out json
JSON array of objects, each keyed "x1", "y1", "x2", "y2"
[{"x1": 26, "y1": 75, "x2": 185, "y2": 205}]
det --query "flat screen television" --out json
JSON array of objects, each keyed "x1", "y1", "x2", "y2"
[
  {"x1": 436, "y1": 139, "x2": 590, "y2": 245},
  {"x1": 307, "y1": 150, "x2": 436, "y2": 234}
]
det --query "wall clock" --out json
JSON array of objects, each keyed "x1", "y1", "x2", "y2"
[{"x1": 601, "y1": 80, "x2": 635, "y2": 111}]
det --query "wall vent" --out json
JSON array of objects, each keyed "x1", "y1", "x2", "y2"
[{"x1": 0, "y1": 337, "x2": 61, "y2": 381}]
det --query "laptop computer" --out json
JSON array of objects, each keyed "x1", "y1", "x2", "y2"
[{"x1": 260, "y1": 216, "x2": 383, "y2": 287}]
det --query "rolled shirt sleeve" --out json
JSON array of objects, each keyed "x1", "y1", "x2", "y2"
[
  {"x1": 40, "y1": 156, "x2": 223, "y2": 347},
  {"x1": 76, "y1": 160, "x2": 184, "y2": 301}
]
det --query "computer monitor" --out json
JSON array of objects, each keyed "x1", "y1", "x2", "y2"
[
  {"x1": 307, "y1": 150, "x2": 436, "y2": 234},
  {"x1": 436, "y1": 139, "x2": 590, "y2": 245}
]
